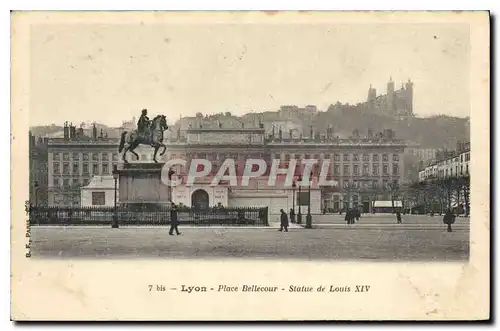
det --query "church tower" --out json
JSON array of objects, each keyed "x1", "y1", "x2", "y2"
[
  {"x1": 386, "y1": 77, "x2": 395, "y2": 116},
  {"x1": 404, "y1": 78, "x2": 414, "y2": 116},
  {"x1": 367, "y1": 84, "x2": 377, "y2": 103}
]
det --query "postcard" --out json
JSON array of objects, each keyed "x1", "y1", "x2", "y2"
[{"x1": 11, "y1": 11, "x2": 490, "y2": 321}]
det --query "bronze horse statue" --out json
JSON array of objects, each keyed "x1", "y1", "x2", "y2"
[{"x1": 118, "y1": 115, "x2": 168, "y2": 163}]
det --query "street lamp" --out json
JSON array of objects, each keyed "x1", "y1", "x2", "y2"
[
  {"x1": 292, "y1": 180, "x2": 296, "y2": 223},
  {"x1": 297, "y1": 175, "x2": 302, "y2": 224},
  {"x1": 306, "y1": 175, "x2": 313, "y2": 229},
  {"x1": 168, "y1": 169, "x2": 176, "y2": 203},
  {"x1": 389, "y1": 182, "x2": 399, "y2": 214},
  {"x1": 112, "y1": 165, "x2": 119, "y2": 228}
]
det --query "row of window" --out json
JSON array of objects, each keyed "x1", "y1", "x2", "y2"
[
  {"x1": 341, "y1": 179, "x2": 399, "y2": 189},
  {"x1": 52, "y1": 177, "x2": 92, "y2": 188},
  {"x1": 52, "y1": 152, "x2": 119, "y2": 162},
  {"x1": 445, "y1": 152, "x2": 471, "y2": 164},
  {"x1": 439, "y1": 166, "x2": 469, "y2": 178},
  {"x1": 181, "y1": 162, "x2": 400, "y2": 176},
  {"x1": 175, "y1": 163, "x2": 399, "y2": 176},
  {"x1": 283, "y1": 153, "x2": 399, "y2": 162},
  {"x1": 337, "y1": 164, "x2": 399, "y2": 176},
  {"x1": 172, "y1": 153, "x2": 400, "y2": 163},
  {"x1": 422, "y1": 164, "x2": 470, "y2": 179},
  {"x1": 52, "y1": 162, "x2": 118, "y2": 175}
]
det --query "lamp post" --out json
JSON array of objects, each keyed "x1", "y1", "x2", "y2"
[
  {"x1": 292, "y1": 180, "x2": 296, "y2": 223},
  {"x1": 306, "y1": 176, "x2": 313, "y2": 229},
  {"x1": 297, "y1": 175, "x2": 302, "y2": 224},
  {"x1": 168, "y1": 169, "x2": 176, "y2": 203},
  {"x1": 389, "y1": 182, "x2": 399, "y2": 214},
  {"x1": 112, "y1": 165, "x2": 119, "y2": 228}
]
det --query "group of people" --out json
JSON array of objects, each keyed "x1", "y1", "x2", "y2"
[
  {"x1": 344, "y1": 208, "x2": 361, "y2": 225},
  {"x1": 169, "y1": 205, "x2": 458, "y2": 234}
]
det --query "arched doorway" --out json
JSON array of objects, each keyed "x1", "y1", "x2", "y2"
[{"x1": 191, "y1": 189, "x2": 209, "y2": 210}]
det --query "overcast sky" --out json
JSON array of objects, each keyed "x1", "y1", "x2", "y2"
[{"x1": 30, "y1": 22, "x2": 470, "y2": 127}]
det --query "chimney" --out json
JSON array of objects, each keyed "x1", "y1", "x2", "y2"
[
  {"x1": 92, "y1": 123, "x2": 97, "y2": 139},
  {"x1": 70, "y1": 124, "x2": 76, "y2": 140},
  {"x1": 63, "y1": 121, "x2": 69, "y2": 140}
]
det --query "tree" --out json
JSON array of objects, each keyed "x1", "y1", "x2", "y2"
[{"x1": 462, "y1": 175, "x2": 470, "y2": 216}]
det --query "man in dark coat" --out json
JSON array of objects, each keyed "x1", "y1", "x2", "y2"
[
  {"x1": 279, "y1": 209, "x2": 289, "y2": 232},
  {"x1": 345, "y1": 209, "x2": 352, "y2": 225},
  {"x1": 396, "y1": 209, "x2": 402, "y2": 224},
  {"x1": 169, "y1": 203, "x2": 181, "y2": 235},
  {"x1": 289, "y1": 208, "x2": 295, "y2": 223},
  {"x1": 443, "y1": 209, "x2": 456, "y2": 232}
]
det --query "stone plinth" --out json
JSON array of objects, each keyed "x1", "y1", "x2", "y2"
[{"x1": 117, "y1": 162, "x2": 170, "y2": 206}]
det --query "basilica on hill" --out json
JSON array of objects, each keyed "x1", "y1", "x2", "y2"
[{"x1": 366, "y1": 77, "x2": 414, "y2": 120}]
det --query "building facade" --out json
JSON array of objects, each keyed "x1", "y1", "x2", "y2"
[
  {"x1": 47, "y1": 123, "x2": 120, "y2": 206},
  {"x1": 29, "y1": 132, "x2": 49, "y2": 206},
  {"x1": 166, "y1": 126, "x2": 406, "y2": 214},
  {"x1": 418, "y1": 142, "x2": 471, "y2": 182}
]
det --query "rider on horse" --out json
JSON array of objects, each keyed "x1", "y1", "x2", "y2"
[
  {"x1": 120, "y1": 109, "x2": 168, "y2": 163},
  {"x1": 137, "y1": 109, "x2": 151, "y2": 141}
]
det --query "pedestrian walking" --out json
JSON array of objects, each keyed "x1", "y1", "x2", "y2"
[
  {"x1": 169, "y1": 203, "x2": 181, "y2": 236},
  {"x1": 443, "y1": 209, "x2": 455, "y2": 232},
  {"x1": 279, "y1": 209, "x2": 289, "y2": 232},
  {"x1": 289, "y1": 208, "x2": 295, "y2": 223},
  {"x1": 396, "y1": 210, "x2": 402, "y2": 224},
  {"x1": 345, "y1": 209, "x2": 353, "y2": 225}
]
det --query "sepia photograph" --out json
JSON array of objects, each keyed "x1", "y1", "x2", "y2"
[{"x1": 11, "y1": 11, "x2": 490, "y2": 320}]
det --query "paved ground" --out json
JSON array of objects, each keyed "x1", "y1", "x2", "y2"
[
  {"x1": 293, "y1": 213, "x2": 470, "y2": 225},
  {"x1": 30, "y1": 215, "x2": 469, "y2": 261}
]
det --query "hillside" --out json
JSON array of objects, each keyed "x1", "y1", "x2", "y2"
[
  {"x1": 31, "y1": 110, "x2": 469, "y2": 150},
  {"x1": 312, "y1": 108, "x2": 468, "y2": 149}
]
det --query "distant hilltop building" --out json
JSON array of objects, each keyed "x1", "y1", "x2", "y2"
[{"x1": 366, "y1": 77, "x2": 414, "y2": 120}]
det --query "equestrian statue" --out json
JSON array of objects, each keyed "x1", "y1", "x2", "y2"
[{"x1": 118, "y1": 109, "x2": 169, "y2": 163}]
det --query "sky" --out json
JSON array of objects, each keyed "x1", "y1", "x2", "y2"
[{"x1": 29, "y1": 22, "x2": 470, "y2": 127}]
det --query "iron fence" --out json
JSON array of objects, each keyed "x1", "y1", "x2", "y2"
[{"x1": 27, "y1": 205, "x2": 269, "y2": 226}]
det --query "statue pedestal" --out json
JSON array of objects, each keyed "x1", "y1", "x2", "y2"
[{"x1": 117, "y1": 163, "x2": 170, "y2": 208}]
